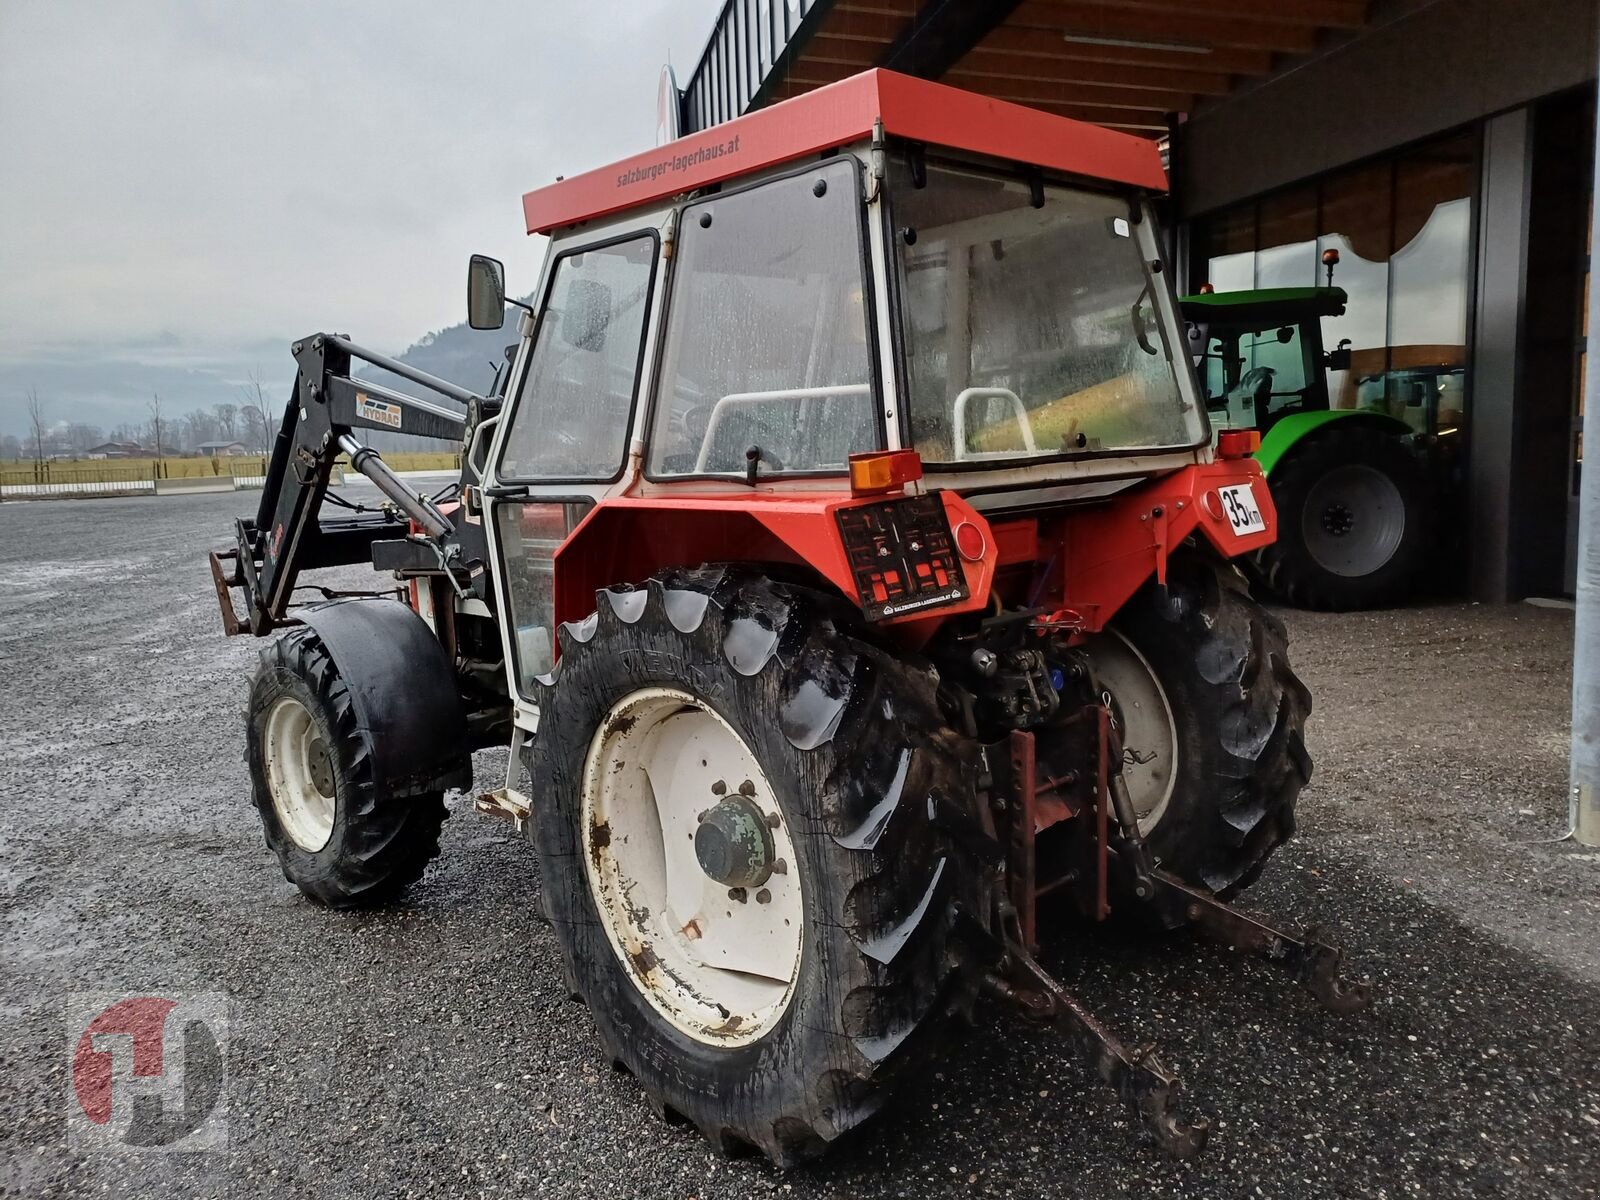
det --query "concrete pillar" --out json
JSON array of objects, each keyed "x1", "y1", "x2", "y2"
[
  {"x1": 1468, "y1": 108, "x2": 1533, "y2": 602},
  {"x1": 1571, "y1": 44, "x2": 1600, "y2": 846}
]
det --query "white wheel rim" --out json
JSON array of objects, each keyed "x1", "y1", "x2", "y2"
[
  {"x1": 581, "y1": 687, "x2": 805, "y2": 1046},
  {"x1": 263, "y1": 696, "x2": 337, "y2": 852},
  {"x1": 1086, "y1": 631, "x2": 1179, "y2": 835}
]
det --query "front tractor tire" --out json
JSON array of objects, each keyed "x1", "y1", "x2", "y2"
[
  {"x1": 246, "y1": 628, "x2": 447, "y2": 908},
  {"x1": 525, "y1": 569, "x2": 980, "y2": 1167},
  {"x1": 1087, "y1": 551, "x2": 1312, "y2": 896},
  {"x1": 1253, "y1": 424, "x2": 1429, "y2": 610}
]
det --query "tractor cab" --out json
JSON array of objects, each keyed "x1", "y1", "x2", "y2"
[
  {"x1": 477, "y1": 70, "x2": 1239, "y2": 703},
  {"x1": 1181, "y1": 285, "x2": 1350, "y2": 435}
]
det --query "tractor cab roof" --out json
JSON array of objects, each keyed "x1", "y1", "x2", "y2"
[
  {"x1": 1180, "y1": 286, "x2": 1349, "y2": 329},
  {"x1": 521, "y1": 68, "x2": 1168, "y2": 236}
]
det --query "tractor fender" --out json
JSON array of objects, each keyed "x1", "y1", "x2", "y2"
[
  {"x1": 1255, "y1": 409, "x2": 1412, "y2": 476},
  {"x1": 296, "y1": 597, "x2": 471, "y2": 798}
]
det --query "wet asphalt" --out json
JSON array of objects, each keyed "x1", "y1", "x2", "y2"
[{"x1": 1, "y1": 490, "x2": 1597, "y2": 1199}]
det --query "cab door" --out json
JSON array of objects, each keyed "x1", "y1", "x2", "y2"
[{"x1": 480, "y1": 228, "x2": 663, "y2": 727}]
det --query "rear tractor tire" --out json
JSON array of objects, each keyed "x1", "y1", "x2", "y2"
[
  {"x1": 524, "y1": 568, "x2": 982, "y2": 1167},
  {"x1": 1253, "y1": 424, "x2": 1428, "y2": 610},
  {"x1": 1084, "y1": 551, "x2": 1312, "y2": 896},
  {"x1": 246, "y1": 627, "x2": 447, "y2": 908}
]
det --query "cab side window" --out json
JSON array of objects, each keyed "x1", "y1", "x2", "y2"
[{"x1": 498, "y1": 235, "x2": 657, "y2": 481}]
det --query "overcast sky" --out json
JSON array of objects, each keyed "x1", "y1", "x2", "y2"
[{"x1": 0, "y1": 0, "x2": 722, "y2": 436}]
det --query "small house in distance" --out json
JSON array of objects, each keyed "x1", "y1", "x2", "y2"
[
  {"x1": 85, "y1": 441, "x2": 145, "y2": 459},
  {"x1": 197, "y1": 440, "x2": 249, "y2": 457}
]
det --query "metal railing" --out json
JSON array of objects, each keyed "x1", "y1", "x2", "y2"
[{"x1": 681, "y1": 0, "x2": 828, "y2": 133}]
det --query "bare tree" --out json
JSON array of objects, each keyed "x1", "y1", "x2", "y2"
[
  {"x1": 213, "y1": 402, "x2": 238, "y2": 442},
  {"x1": 27, "y1": 388, "x2": 47, "y2": 465},
  {"x1": 242, "y1": 369, "x2": 276, "y2": 453},
  {"x1": 180, "y1": 409, "x2": 212, "y2": 454},
  {"x1": 148, "y1": 394, "x2": 165, "y2": 461},
  {"x1": 66, "y1": 422, "x2": 103, "y2": 455}
]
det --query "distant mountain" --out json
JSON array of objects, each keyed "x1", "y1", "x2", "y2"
[{"x1": 353, "y1": 303, "x2": 526, "y2": 452}]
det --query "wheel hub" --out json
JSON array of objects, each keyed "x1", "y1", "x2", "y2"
[
  {"x1": 1320, "y1": 503, "x2": 1355, "y2": 537},
  {"x1": 695, "y1": 793, "x2": 775, "y2": 888},
  {"x1": 1300, "y1": 463, "x2": 1407, "y2": 578}
]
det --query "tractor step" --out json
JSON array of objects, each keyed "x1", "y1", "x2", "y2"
[{"x1": 475, "y1": 787, "x2": 530, "y2": 834}]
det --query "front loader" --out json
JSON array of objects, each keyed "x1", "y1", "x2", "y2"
[{"x1": 211, "y1": 69, "x2": 1370, "y2": 1166}]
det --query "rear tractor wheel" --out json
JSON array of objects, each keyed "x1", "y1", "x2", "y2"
[
  {"x1": 1083, "y1": 551, "x2": 1312, "y2": 896},
  {"x1": 246, "y1": 627, "x2": 447, "y2": 908},
  {"x1": 1253, "y1": 424, "x2": 1429, "y2": 609},
  {"x1": 525, "y1": 569, "x2": 982, "y2": 1166}
]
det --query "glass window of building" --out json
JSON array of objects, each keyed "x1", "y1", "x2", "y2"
[{"x1": 1192, "y1": 129, "x2": 1477, "y2": 442}]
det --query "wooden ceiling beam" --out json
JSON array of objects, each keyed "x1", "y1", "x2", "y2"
[
  {"x1": 1063, "y1": 0, "x2": 1368, "y2": 29},
  {"x1": 1008, "y1": 0, "x2": 1320, "y2": 54},
  {"x1": 962, "y1": 27, "x2": 1273, "y2": 78},
  {"x1": 948, "y1": 45, "x2": 1235, "y2": 95},
  {"x1": 941, "y1": 70, "x2": 1192, "y2": 113}
]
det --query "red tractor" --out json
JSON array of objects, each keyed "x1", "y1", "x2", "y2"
[{"x1": 212, "y1": 69, "x2": 1368, "y2": 1165}]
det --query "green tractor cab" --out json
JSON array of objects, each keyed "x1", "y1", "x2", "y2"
[{"x1": 1182, "y1": 284, "x2": 1433, "y2": 610}]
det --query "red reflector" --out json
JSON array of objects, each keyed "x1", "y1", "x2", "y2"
[
  {"x1": 954, "y1": 520, "x2": 987, "y2": 562},
  {"x1": 1216, "y1": 429, "x2": 1261, "y2": 459}
]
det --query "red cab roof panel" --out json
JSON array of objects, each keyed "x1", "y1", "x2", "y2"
[{"x1": 522, "y1": 69, "x2": 1168, "y2": 235}]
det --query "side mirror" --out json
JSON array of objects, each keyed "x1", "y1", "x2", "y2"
[
  {"x1": 1325, "y1": 337, "x2": 1352, "y2": 372},
  {"x1": 467, "y1": 254, "x2": 506, "y2": 330},
  {"x1": 561, "y1": 278, "x2": 611, "y2": 352}
]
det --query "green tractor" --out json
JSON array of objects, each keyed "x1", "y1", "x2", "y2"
[{"x1": 1182, "y1": 279, "x2": 1457, "y2": 609}]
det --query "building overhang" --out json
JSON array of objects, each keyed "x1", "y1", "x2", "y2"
[{"x1": 680, "y1": 0, "x2": 1374, "y2": 137}]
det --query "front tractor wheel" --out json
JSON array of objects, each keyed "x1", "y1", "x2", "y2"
[
  {"x1": 526, "y1": 569, "x2": 980, "y2": 1167},
  {"x1": 246, "y1": 628, "x2": 447, "y2": 908},
  {"x1": 1085, "y1": 552, "x2": 1312, "y2": 896}
]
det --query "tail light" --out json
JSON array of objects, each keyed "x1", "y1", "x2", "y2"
[
  {"x1": 1216, "y1": 429, "x2": 1261, "y2": 460},
  {"x1": 848, "y1": 449, "x2": 922, "y2": 496}
]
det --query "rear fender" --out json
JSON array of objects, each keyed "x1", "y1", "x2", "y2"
[
  {"x1": 299, "y1": 598, "x2": 471, "y2": 798},
  {"x1": 549, "y1": 491, "x2": 998, "y2": 639},
  {"x1": 1053, "y1": 461, "x2": 1277, "y2": 631},
  {"x1": 1256, "y1": 409, "x2": 1412, "y2": 476}
]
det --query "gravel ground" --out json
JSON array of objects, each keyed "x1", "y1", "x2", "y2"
[{"x1": 2, "y1": 491, "x2": 1597, "y2": 1199}]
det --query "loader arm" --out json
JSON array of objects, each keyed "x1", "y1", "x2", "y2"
[{"x1": 211, "y1": 332, "x2": 487, "y2": 636}]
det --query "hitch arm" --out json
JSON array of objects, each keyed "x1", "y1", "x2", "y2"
[
  {"x1": 1148, "y1": 872, "x2": 1374, "y2": 1014},
  {"x1": 984, "y1": 953, "x2": 1210, "y2": 1157}
]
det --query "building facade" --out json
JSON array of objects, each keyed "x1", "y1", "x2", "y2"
[{"x1": 679, "y1": 0, "x2": 1598, "y2": 600}]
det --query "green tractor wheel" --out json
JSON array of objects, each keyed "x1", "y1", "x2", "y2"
[{"x1": 1253, "y1": 424, "x2": 1429, "y2": 610}]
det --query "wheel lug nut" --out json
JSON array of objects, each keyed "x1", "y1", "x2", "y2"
[
  {"x1": 711, "y1": 780, "x2": 727, "y2": 796},
  {"x1": 738, "y1": 779, "x2": 756, "y2": 797},
  {"x1": 728, "y1": 887, "x2": 747, "y2": 903},
  {"x1": 771, "y1": 858, "x2": 788, "y2": 876},
  {"x1": 766, "y1": 812, "x2": 781, "y2": 828},
  {"x1": 755, "y1": 888, "x2": 772, "y2": 904}
]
